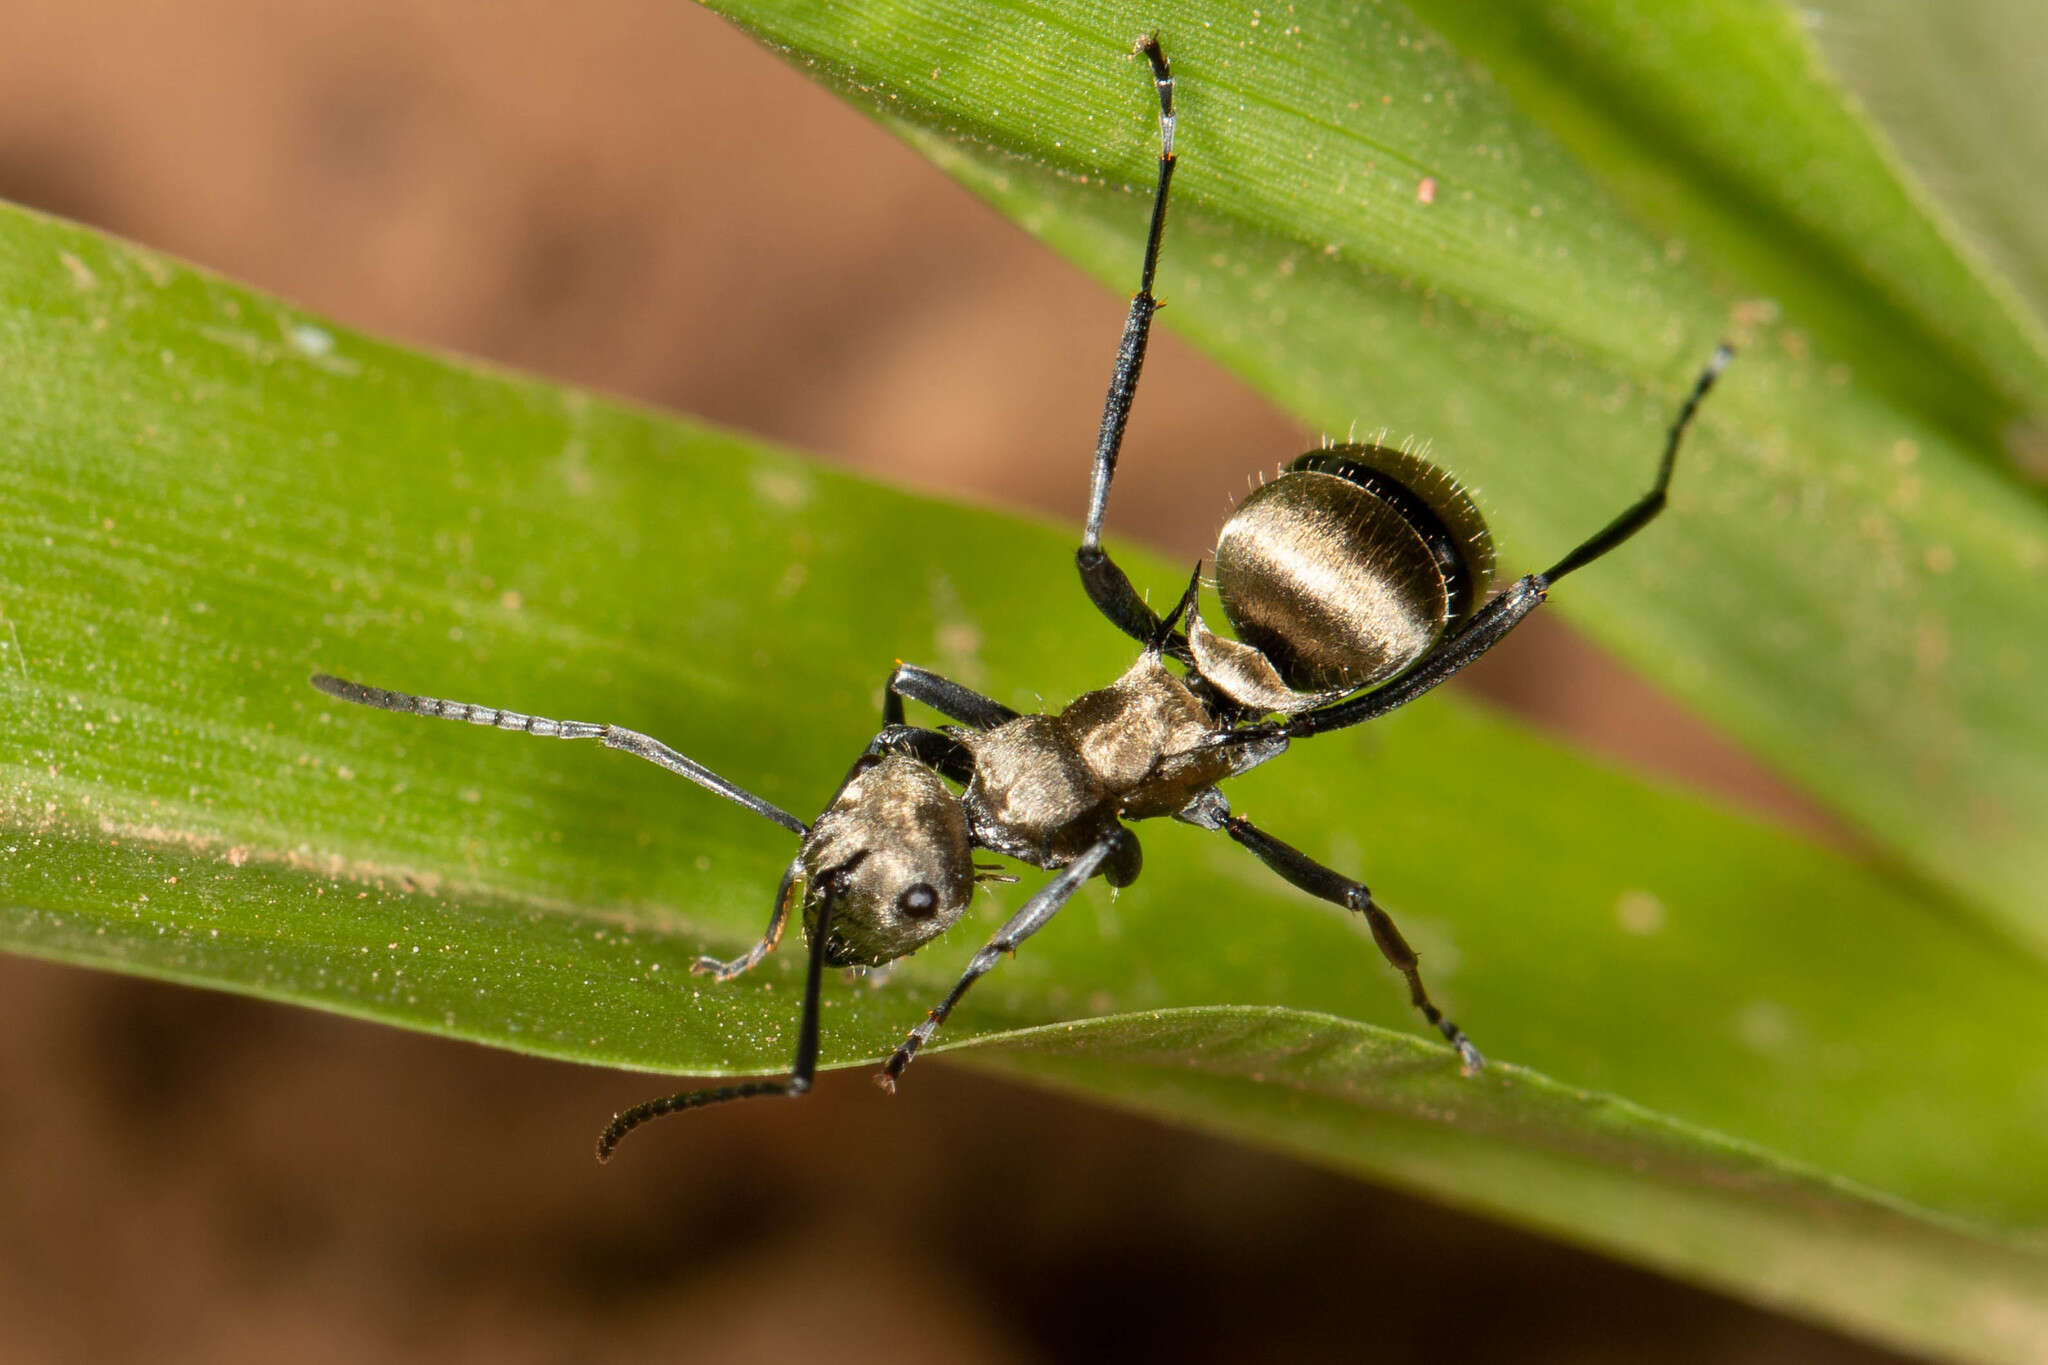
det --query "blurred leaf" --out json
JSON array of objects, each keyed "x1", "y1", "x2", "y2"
[
  {"x1": 974, "y1": 1011, "x2": 2048, "y2": 1365},
  {"x1": 712, "y1": 0, "x2": 2048, "y2": 961},
  {"x1": 4, "y1": 203, "x2": 2048, "y2": 1360},
  {"x1": 1803, "y1": 0, "x2": 2048, "y2": 347},
  {"x1": 1400, "y1": 0, "x2": 2048, "y2": 451}
]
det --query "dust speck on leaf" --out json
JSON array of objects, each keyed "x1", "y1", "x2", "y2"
[
  {"x1": 1615, "y1": 890, "x2": 1665, "y2": 936},
  {"x1": 752, "y1": 467, "x2": 813, "y2": 510},
  {"x1": 290, "y1": 324, "x2": 335, "y2": 358},
  {"x1": 1735, "y1": 999, "x2": 1794, "y2": 1054}
]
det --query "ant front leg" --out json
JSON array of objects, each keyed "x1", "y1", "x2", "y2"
[
  {"x1": 1075, "y1": 37, "x2": 1193, "y2": 664},
  {"x1": 1222, "y1": 815, "x2": 1482, "y2": 1071},
  {"x1": 878, "y1": 825, "x2": 1134, "y2": 1090},
  {"x1": 866, "y1": 723, "x2": 977, "y2": 785},
  {"x1": 690, "y1": 857, "x2": 805, "y2": 982}
]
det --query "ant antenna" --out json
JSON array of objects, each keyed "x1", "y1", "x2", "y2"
[
  {"x1": 310, "y1": 674, "x2": 808, "y2": 835},
  {"x1": 596, "y1": 864, "x2": 852, "y2": 1161}
]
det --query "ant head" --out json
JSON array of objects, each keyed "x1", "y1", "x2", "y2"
[
  {"x1": 799, "y1": 753, "x2": 976, "y2": 967},
  {"x1": 1191, "y1": 443, "x2": 1495, "y2": 714}
]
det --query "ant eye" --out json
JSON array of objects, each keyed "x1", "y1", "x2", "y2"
[{"x1": 896, "y1": 882, "x2": 940, "y2": 919}]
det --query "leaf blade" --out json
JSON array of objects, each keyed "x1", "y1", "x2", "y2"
[
  {"x1": 712, "y1": 0, "x2": 2048, "y2": 957},
  {"x1": 7, "y1": 18, "x2": 2048, "y2": 1352}
]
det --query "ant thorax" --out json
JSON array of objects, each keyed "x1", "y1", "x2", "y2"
[{"x1": 961, "y1": 652, "x2": 1243, "y2": 869}]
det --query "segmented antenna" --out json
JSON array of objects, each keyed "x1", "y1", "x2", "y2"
[{"x1": 310, "y1": 673, "x2": 808, "y2": 835}]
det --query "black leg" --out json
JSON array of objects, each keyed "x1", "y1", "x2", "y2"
[
  {"x1": 1247, "y1": 343, "x2": 1732, "y2": 741},
  {"x1": 1223, "y1": 815, "x2": 1482, "y2": 1070},
  {"x1": 1075, "y1": 36, "x2": 1193, "y2": 664},
  {"x1": 310, "y1": 673, "x2": 808, "y2": 836},
  {"x1": 1278, "y1": 576, "x2": 1547, "y2": 738},
  {"x1": 882, "y1": 662, "x2": 1018, "y2": 731},
  {"x1": 866, "y1": 722, "x2": 976, "y2": 785},
  {"x1": 1542, "y1": 342, "x2": 1731, "y2": 581},
  {"x1": 690, "y1": 856, "x2": 805, "y2": 982},
  {"x1": 877, "y1": 825, "x2": 1135, "y2": 1089},
  {"x1": 596, "y1": 862, "x2": 860, "y2": 1161}
]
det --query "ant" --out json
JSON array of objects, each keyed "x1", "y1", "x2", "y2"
[{"x1": 312, "y1": 35, "x2": 1730, "y2": 1161}]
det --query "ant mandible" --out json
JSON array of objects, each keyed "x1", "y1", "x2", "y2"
[{"x1": 312, "y1": 35, "x2": 1730, "y2": 1161}]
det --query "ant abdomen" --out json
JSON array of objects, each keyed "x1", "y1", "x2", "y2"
[{"x1": 1198, "y1": 443, "x2": 1496, "y2": 709}]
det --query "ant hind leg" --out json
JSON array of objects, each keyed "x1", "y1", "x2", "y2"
[{"x1": 1272, "y1": 344, "x2": 1733, "y2": 741}]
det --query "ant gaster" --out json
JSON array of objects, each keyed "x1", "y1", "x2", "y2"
[{"x1": 312, "y1": 36, "x2": 1731, "y2": 1161}]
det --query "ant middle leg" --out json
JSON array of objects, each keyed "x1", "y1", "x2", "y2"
[
  {"x1": 1222, "y1": 814, "x2": 1483, "y2": 1071},
  {"x1": 878, "y1": 825, "x2": 1135, "y2": 1089}
]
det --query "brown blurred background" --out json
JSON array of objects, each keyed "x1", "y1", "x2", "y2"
[{"x1": 0, "y1": 2, "x2": 1886, "y2": 1362}]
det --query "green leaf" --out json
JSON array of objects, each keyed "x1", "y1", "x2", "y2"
[
  {"x1": 712, "y1": 0, "x2": 2048, "y2": 961},
  {"x1": 4, "y1": 202, "x2": 2048, "y2": 1361}
]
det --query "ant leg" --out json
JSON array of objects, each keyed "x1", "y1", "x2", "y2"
[
  {"x1": 1272, "y1": 344, "x2": 1732, "y2": 741},
  {"x1": 597, "y1": 866, "x2": 860, "y2": 1161},
  {"x1": 1075, "y1": 36, "x2": 1194, "y2": 664},
  {"x1": 690, "y1": 856, "x2": 804, "y2": 982},
  {"x1": 311, "y1": 673, "x2": 807, "y2": 836},
  {"x1": 878, "y1": 825, "x2": 1135, "y2": 1089},
  {"x1": 1223, "y1": 815, "x2": 1483, "y2": 1070},
  {"x1": 882, "y1": 662, "x2": 1018, "y2": 731},
  {"x1": 867, "y1": 723, "x2": 976, "y2": 785},
  {"x1": 1543, "y1": 343, "x2": 1732, "y2": 581},
  {"x1": 1277, "y1": 577, "x2": 1547, "y2": 738}
]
